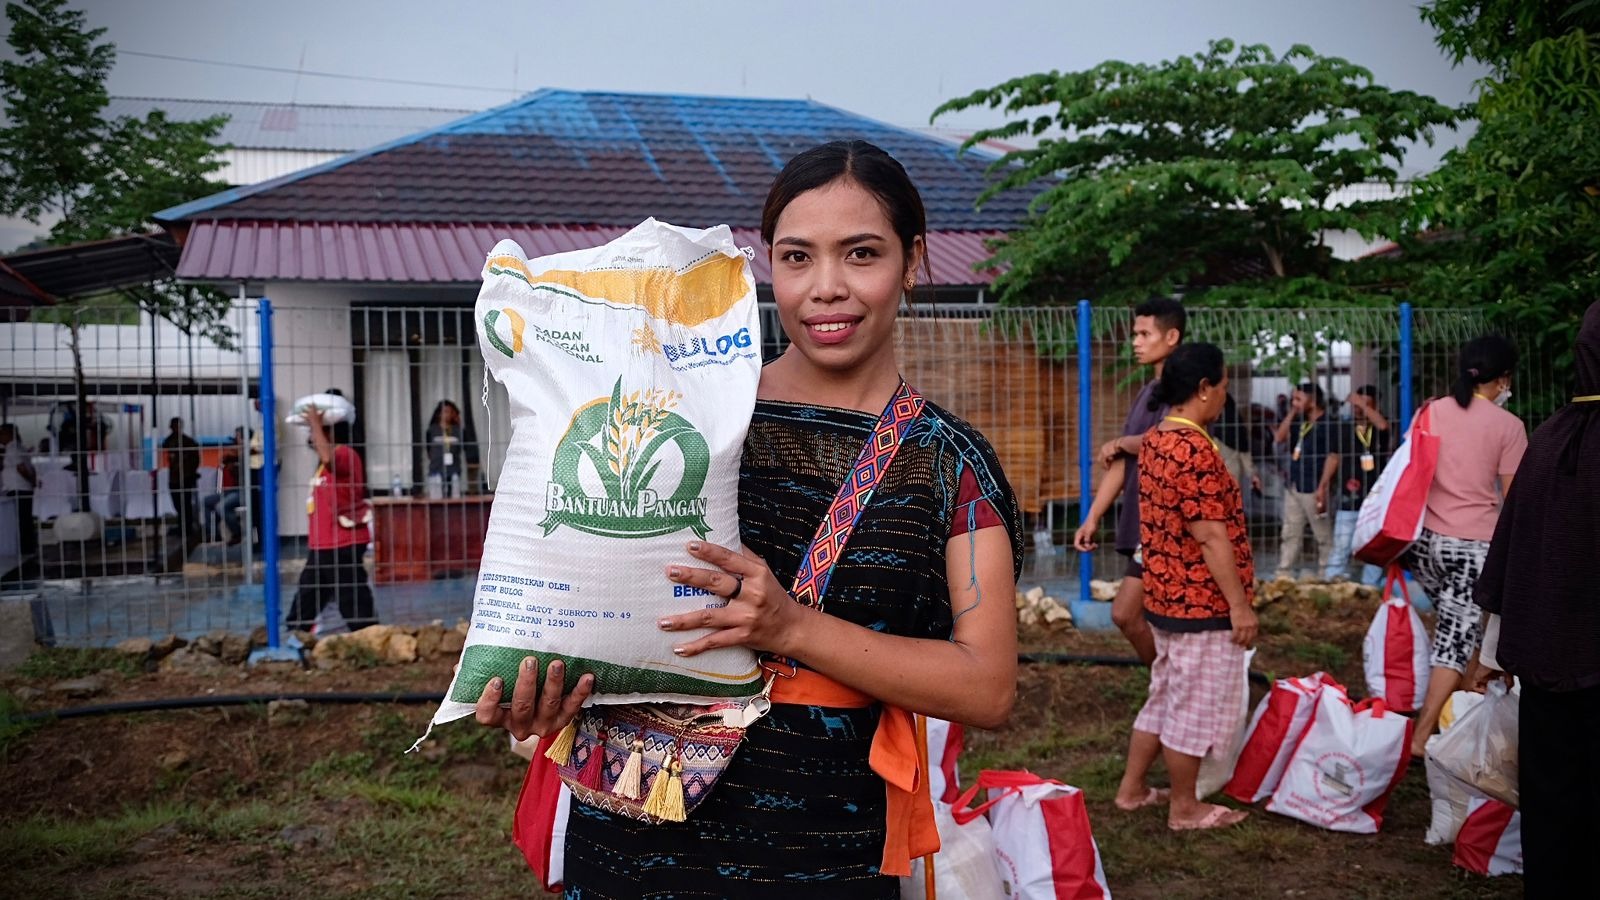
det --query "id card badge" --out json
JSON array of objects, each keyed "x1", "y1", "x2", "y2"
[
  {"x1": 443, "y1": 451, "x2": 454, "y2": 467},
  {"x1": 1292, "y1": 444, "x2": 1302, "y2": 462},
  {"x1": 1360, "y1": 453, "x2": 1375, "y2": 472},
  {"x1": 1133, "y1": 543, "x2": 1144, "y2": 566}
]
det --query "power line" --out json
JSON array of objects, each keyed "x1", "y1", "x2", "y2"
[{"x1": 119, "y1": 49, "x2": 518, "y2": 95}]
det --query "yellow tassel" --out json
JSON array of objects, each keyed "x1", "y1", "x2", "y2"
[
  {"x1": 543, "y1": 719, "x2": 577, "y2": 766},
  {"x1": 615, "y1": 738, "x2": 646, "y2": 800},
  {"x1": 643, "y1": 755, "x2": 681, "y2": 820},
  {"x1": 659, "y1": 758, "x2": 687, "y2": 822}
]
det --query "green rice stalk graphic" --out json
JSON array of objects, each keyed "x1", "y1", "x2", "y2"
[{"x1": 580, "y1": 379, "x2": 683, "y2": 506}]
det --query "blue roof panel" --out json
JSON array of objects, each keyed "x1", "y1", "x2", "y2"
[{"x1": 159, "y1": 90, "x2": 1034, "y2": 231}]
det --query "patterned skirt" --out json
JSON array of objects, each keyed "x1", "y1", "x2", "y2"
[{"x1": 562, "y1": 702, "x2": 896, "y2": 899}]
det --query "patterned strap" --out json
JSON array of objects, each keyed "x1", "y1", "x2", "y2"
[{"x1": 792, "y1": 380, "x2": 925, "y2": 608}]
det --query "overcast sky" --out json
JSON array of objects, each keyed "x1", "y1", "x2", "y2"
[{"x1": 4, "y1": 0, "x2": 1484, "y2": 250}]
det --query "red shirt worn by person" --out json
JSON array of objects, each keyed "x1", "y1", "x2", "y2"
[
  {"x1": 1138, "y1": 428, "x2": 1255, "y2": 631},
  {"x1": 307, "y1": 444, "x2": 368, "y2": 550}
]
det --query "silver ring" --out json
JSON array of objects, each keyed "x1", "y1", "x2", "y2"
[{"x1": 727, "y1": 574, "x2": 743, "y2": 600}]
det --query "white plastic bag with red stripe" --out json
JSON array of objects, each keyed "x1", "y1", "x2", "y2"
[
  {"x1": 1195, "y1": 648, "x2": 1256, "y2": 799},
  {"x1": 1362, "y1": 570, "x2": 1430, "y2": 713},
  {"x1": 511, "y1": 732, "x2": 571, "y2": 892},
  {"x1": 1224, "y1": 673, "x2": 1344, "y2": 804},
  {"x1": 1354, "y1": 402, "x2": 1440, "y2": 566},
  {"x1": 1265, "y1": 695, "x2": 1414, "y2": 833},
  {"x1": 1452, "y1": 797, "x2": 1522, "y2": 876},
  {"x1": 927, "y1": 717, "x2": 965, "y2": 805},
  {"x1": 953, "y1": 770, "x2": 1112, "y2": 900},
  {"x1": 904, "y1": 719, "x2": 1008, "y2": 900},
  {"x1": 902, "y1": 800, "x2": 1006, "y2": 900}
]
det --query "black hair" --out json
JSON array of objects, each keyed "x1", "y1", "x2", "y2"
[
  {"x1": 1215, "y1": 393, "x2": 1246, "y2": 450},
  {"x1": 169, "y1": 417, "x2": 183, "y2": 428},
  {"x1": 1133, "y1": 297, "x2": 1187, "y2": 339},
  {"x1": 428, "y1": 400, "x2": 461, "y2": 431},
  {"x1": 1149, "y1": 342, "x2": 1226, "y2": 410},
  {"x1": 328, "y1": 421, "x2": 354, "y2": 447},
  {"x1": 1295, "y1": 382, "x2": 1326, "y2": 409},
  {"x1": 324, "y1": 388, "x2": 345, "y2": 397},
  {"x1": 761, "y1": 141, "x2": 928, "y2": 283},
  {"x1": 1355, "y1": 384, "x2": 1378, "y2": 401},
  {"x1": 1451, "y1": 335, "x2": 1517, "y2": 408}
]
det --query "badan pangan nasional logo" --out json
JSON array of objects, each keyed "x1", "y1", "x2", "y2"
[
  {"x1": 483, "y1": 308, "x2": 526, "y2": 358},
  {"x1": 540, "y1": 378, "x2": 711, "y2": 539}
]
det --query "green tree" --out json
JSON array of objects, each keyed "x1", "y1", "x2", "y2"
[
  {"x1": 1, "y1": 0, "x2": 230, "y2": 503},
  {"x1": 933, "y1": 39, "x2": 1457, "y2": 311},
  {"x1": 1405, "y1": 1, "x2": 1600, "y2": 405}
]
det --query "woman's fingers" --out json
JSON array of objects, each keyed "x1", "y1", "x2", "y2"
[
  {"x1": 657, "y1": 605, "x2": 741, "y2": 633},
  {"x1": 561, "y1": 673, "x2": 596, "y2": 719},
  {"x1": 474, "y1": 676, "x2": 506, "y2": 728},
  {"x1": 665, "y1": 564, "x2": 742, "y2": 597},
  {"x1": 685, "y1": 540, "x2": 753, "y2": 575},
  {"x1": 669, "y1": 629, "x2": 743, "y2": 658},
  {"x1": 506, "y1": 657, "x2": 546, "y2": 732}
]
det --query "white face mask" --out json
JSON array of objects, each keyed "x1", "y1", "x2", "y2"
[{"x1": 1494, "y1": 388, "x2": 1512, "y2": 408}]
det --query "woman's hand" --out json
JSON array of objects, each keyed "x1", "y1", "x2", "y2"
[
  {"x1": 1072, "y1": 517, "x2": 1101, "y2": 553},
  {"x1": 1098, "y1": 437, "x2": 1124, "y2": 468},
  {"x1": 658, "y1": 540, "x2": 807, "y2": 658},
  {"x1": 1229, "y1": 605, "x2": 1259, "y2": 649},
  {"x1": 474, "y1": 657, "x2": 594, "y2": 742},
  {"x1": 1464, "y1": 659, "x2": 1514, "y2": 694}
]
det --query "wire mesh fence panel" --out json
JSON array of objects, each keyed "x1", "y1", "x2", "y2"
[
  {"x1": 0, "y1": 302, "x2": 265, "y2": 647},
  {"x1": 0, "y1": 299, "x2": 1564, "y2": 646}
]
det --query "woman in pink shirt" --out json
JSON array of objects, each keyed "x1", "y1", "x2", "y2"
[{"x1": 1405, "y1": 336, "x2": 1528, "y2": 756}]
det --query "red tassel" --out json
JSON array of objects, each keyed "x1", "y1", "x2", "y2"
[{"x1": 577, "y1": 728, "x2": 607, "y2": 791}]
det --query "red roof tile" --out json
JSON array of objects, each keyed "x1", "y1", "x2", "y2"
[{"x1": 176, "y1": 220, "x2": 1002, "y2": 286}]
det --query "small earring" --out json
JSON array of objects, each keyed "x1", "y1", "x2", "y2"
[{"x1": 904, "y1": 278, "x2": 915, "y2": 291}]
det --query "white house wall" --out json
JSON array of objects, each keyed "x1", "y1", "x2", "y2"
[
  {"x1": 262, "y1": 283, "x2": 359, "y2": 539},
  {"x1": 214, "y1": 149, "x2": 343, "y2": 187}
]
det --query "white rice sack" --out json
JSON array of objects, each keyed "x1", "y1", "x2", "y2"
[
  {"x1": 430, "y1": 218, "x2": 763, "y2": 729},
  {"x1": 284, "y1": 392, "x2": 356, "y2": 426}
]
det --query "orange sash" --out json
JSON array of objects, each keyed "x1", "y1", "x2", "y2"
[{"x1": 769, "y1": 669, "x2": 939, "y2": 878}]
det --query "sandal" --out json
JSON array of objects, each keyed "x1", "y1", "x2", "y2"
[
  {"x1": 1169, "y1": 804, "x2": 1248, "y2": 832},
  {"x1": 1114, "y1": 787, "x2": 1170, "y2": 812}
]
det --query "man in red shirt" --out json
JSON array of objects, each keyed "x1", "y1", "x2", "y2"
[{"x1": 287, "y1": 396, "x2": 377, "y2": 633}]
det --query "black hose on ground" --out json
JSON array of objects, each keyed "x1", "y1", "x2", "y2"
[
  {"x1": 12, "y1": 691, "x2": 445, "y2": 723},
  {"x1": 11, "y1": 654, "x2": 1269, "y2": 723}
]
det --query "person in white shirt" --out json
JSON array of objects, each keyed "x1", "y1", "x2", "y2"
[{"x1": 1, "y1": 423, "x2": 39, "y2": 560}]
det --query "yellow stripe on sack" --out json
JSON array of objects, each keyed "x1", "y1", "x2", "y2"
[
  {"x1": 643, "y1": 660, "x2": 765, "y2": 683},
  {"x1": 485, "y1": 253, "x2": 748, "y2": 327}
]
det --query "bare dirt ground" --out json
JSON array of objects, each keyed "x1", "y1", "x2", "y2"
[{"x1": 0, "y1": 589, "x2": 1521, "y2": 899}]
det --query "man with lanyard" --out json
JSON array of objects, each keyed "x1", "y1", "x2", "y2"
[
  {"x1": 1325, "y1": 386, "x2": 1391, "y2": 584},
  {"x1": 1272, "y1": 383, "x2": 1340, "y2": 579},
  {"x1": 1073, "y1": 298, "x2": 1186, "y2": 665}
]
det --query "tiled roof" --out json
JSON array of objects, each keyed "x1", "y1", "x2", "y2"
[
  {"x1": 174, "y1": 220, "x2": 1001, "y2": 286},
  {"x1": 107, "y1": 97, "x2": 474, "y2": 152},
  {"x1": 157, "y1": 90, "x2": 1036, "y2": 232}
]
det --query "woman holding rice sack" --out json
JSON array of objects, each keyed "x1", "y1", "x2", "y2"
[
  {"x1": 474, "y1": 140, "x2": 1023, "y2": 898},
  {"x1": 1113, "y1": 342, "x2": 1257, "y2": 831}
]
